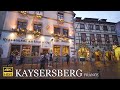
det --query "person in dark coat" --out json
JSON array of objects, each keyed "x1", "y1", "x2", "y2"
[
  {"x1": 49, "y1": 53, "x2": 53, "y2": 67},
  {"x1": 40, "y1": 53, "x2": 46, "y2": 69},
  {"x1": 66, "y1": 54, "x2": 70, "y2": 66},
  {"x1": 20, "y1": 54, "x2": 25, "y2": 64},
  {"x1": 9, "y1": 54, "x2": 14, "y2": 64}
]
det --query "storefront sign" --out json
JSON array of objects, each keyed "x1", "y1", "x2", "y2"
[
  {"x1": 41, "y1": 41, "x2": 51, "y2": 48},
  {"x1": 3, "y1": 38, "x2": 41, "y2": 44}
]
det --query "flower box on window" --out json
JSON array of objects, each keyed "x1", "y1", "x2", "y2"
[
  {"x1": 58, "y1": 19, "x2": 64, "y2": 23},
  {"x1": 17, "y1": 28, "x2": 27, "y2": 35}
]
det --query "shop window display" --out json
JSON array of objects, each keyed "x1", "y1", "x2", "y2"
[
  {"x1": 10, "y1": 45, "x2": 20, "y2": 56},
  {"x1": 53, "y1": 45, "x2": 60, "y2": 56},
  {"x1": 62, "y1": 46, "x2": 69, "y2": 56},
  {"x1": 31, "y1": 46, "x2": 40, "y2": 56},
  {"x1": 21, "y1": 45, "x2": 31, "y2": 56}
]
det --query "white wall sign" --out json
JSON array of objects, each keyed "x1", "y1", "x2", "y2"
[{"x1": 41, "y1": 41, "x2": 51, "y2": 48}]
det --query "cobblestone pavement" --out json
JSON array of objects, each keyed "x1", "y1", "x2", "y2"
[{"x1": 0, "y1": 60, "x2": 120, "y2": 79}]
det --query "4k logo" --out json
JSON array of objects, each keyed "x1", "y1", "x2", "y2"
[{"x1": 3, "y1": 67, "x2": 13, "y2": 77}]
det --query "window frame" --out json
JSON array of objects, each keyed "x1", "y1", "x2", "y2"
[
  {"x1": 33, "y1": 23, "x2": 42, "y2": 32},
  {"x1": 88, "y1": 24, "x2": 94, "y2": 30},
  {"x1": 80, "y1": 24, "x2": 85, "y2": 29},
  {"x1": 57, "y1": 11, "x2": 64, "y2": 20},
  {"x1": 95, "y1": 25, "x2": 100, "y2": 30}
]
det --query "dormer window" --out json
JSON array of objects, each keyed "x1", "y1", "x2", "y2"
[{"x1": 57, "y1": 11, "x2": 64, "y2": 20}]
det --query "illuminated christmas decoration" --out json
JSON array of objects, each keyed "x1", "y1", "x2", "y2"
[
  {"x1": 36, "y1": 15, "x2": 42, "y2": 19},
  {"x1": 18, "y1": 11, "x2": 27, "y2": 15},
  {"x1": 34, "y1": 31, "x2": 41, "y2": 38},
  {"x1": 58, "y1": 19, "x2": 64, "y2": 24},
  {"x1": 12, "y1": 28, "x2": 27, "y2": 36}
]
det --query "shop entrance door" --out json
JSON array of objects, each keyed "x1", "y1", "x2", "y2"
[{"x1": 43, "y1": 49, "x2": 49, "y2": 54}]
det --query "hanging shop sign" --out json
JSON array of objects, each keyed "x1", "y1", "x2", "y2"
[{"x1": 41, "y1": 41, "x2": 51, "y2": 48}]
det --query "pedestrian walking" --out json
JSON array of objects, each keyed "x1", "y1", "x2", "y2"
[
  {"x1": 46, "y1": 53, "x2": 51, "y2": 67},
  {"x1": 16, "y1": 54, "x2": 21, "y2": 66},
  {"x1": 40, "y1": 53, "x2": 46, "y2": 69},
  {"x1": 49, "y1": 52, "x2": 53, "y2": 67},
  {"x1": 20, "y1": 54, "x2": 25, "y2": 64},
  {"x1": 90, "y1": 52, "x2": 95, "y2": 66},
  {"x1": 66, "y1": 54, "x2": 70, "y2": 66}
]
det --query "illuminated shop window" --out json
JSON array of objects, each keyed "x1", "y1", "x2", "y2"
[
  {"x1": 53, "y1": 45, "x2": 60, "y2": 56},
  {"x1": 21, "y1": 45, "x2": 31, "y2": 56},
  {"x1": 62, "y1": 46, "x2": 69, "y2": 56},
  {"x1": 31, "y1": 46, "x2": 40, "y2": 56},
  {"x1": 10, "y1": 45, "x2": 20, "y2": 56}
]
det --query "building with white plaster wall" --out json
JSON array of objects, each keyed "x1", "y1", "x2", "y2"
[{"x1": 0, "y1": 11, "x2": 75, "y2": 60}]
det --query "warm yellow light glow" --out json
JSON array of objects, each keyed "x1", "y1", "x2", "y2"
[
  {"x1": 27, "y1": 25, "x2": 33, "y2": 31},
  {"x1": 113, "y1": 45, "x2": 117, "y2": 50},
  {"x1": 9, "y1": 33, "x2": 16, "y2": 38},
  {"x1": 69, "y1": 39, "x2": 72, "y2": 43},
  {"x1": 69, "y1": 31, "x2": 73, "y2": 36},
  {"x1": 12, "y1": 25, "x2": 16, "y2": 30},
  {"x1": 115, "y1": 47, "x2": 120, "y2": 61},
  {"x1": 40, "y1": 36, "x2": 45, "y2": 41},
  {"x1": 27, "y1": 34, "x2": 33, "y2": 39}
]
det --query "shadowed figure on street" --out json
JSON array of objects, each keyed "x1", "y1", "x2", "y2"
[
  {"x1": 40, "y1": 53, "x2": 46, "y2": 69},
  {"x1": 66, "y1": 54, "x2": 70, "y2": 67},
  {"x1": 8, "y1": 54, "x2": 14, "y2": 65}
]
